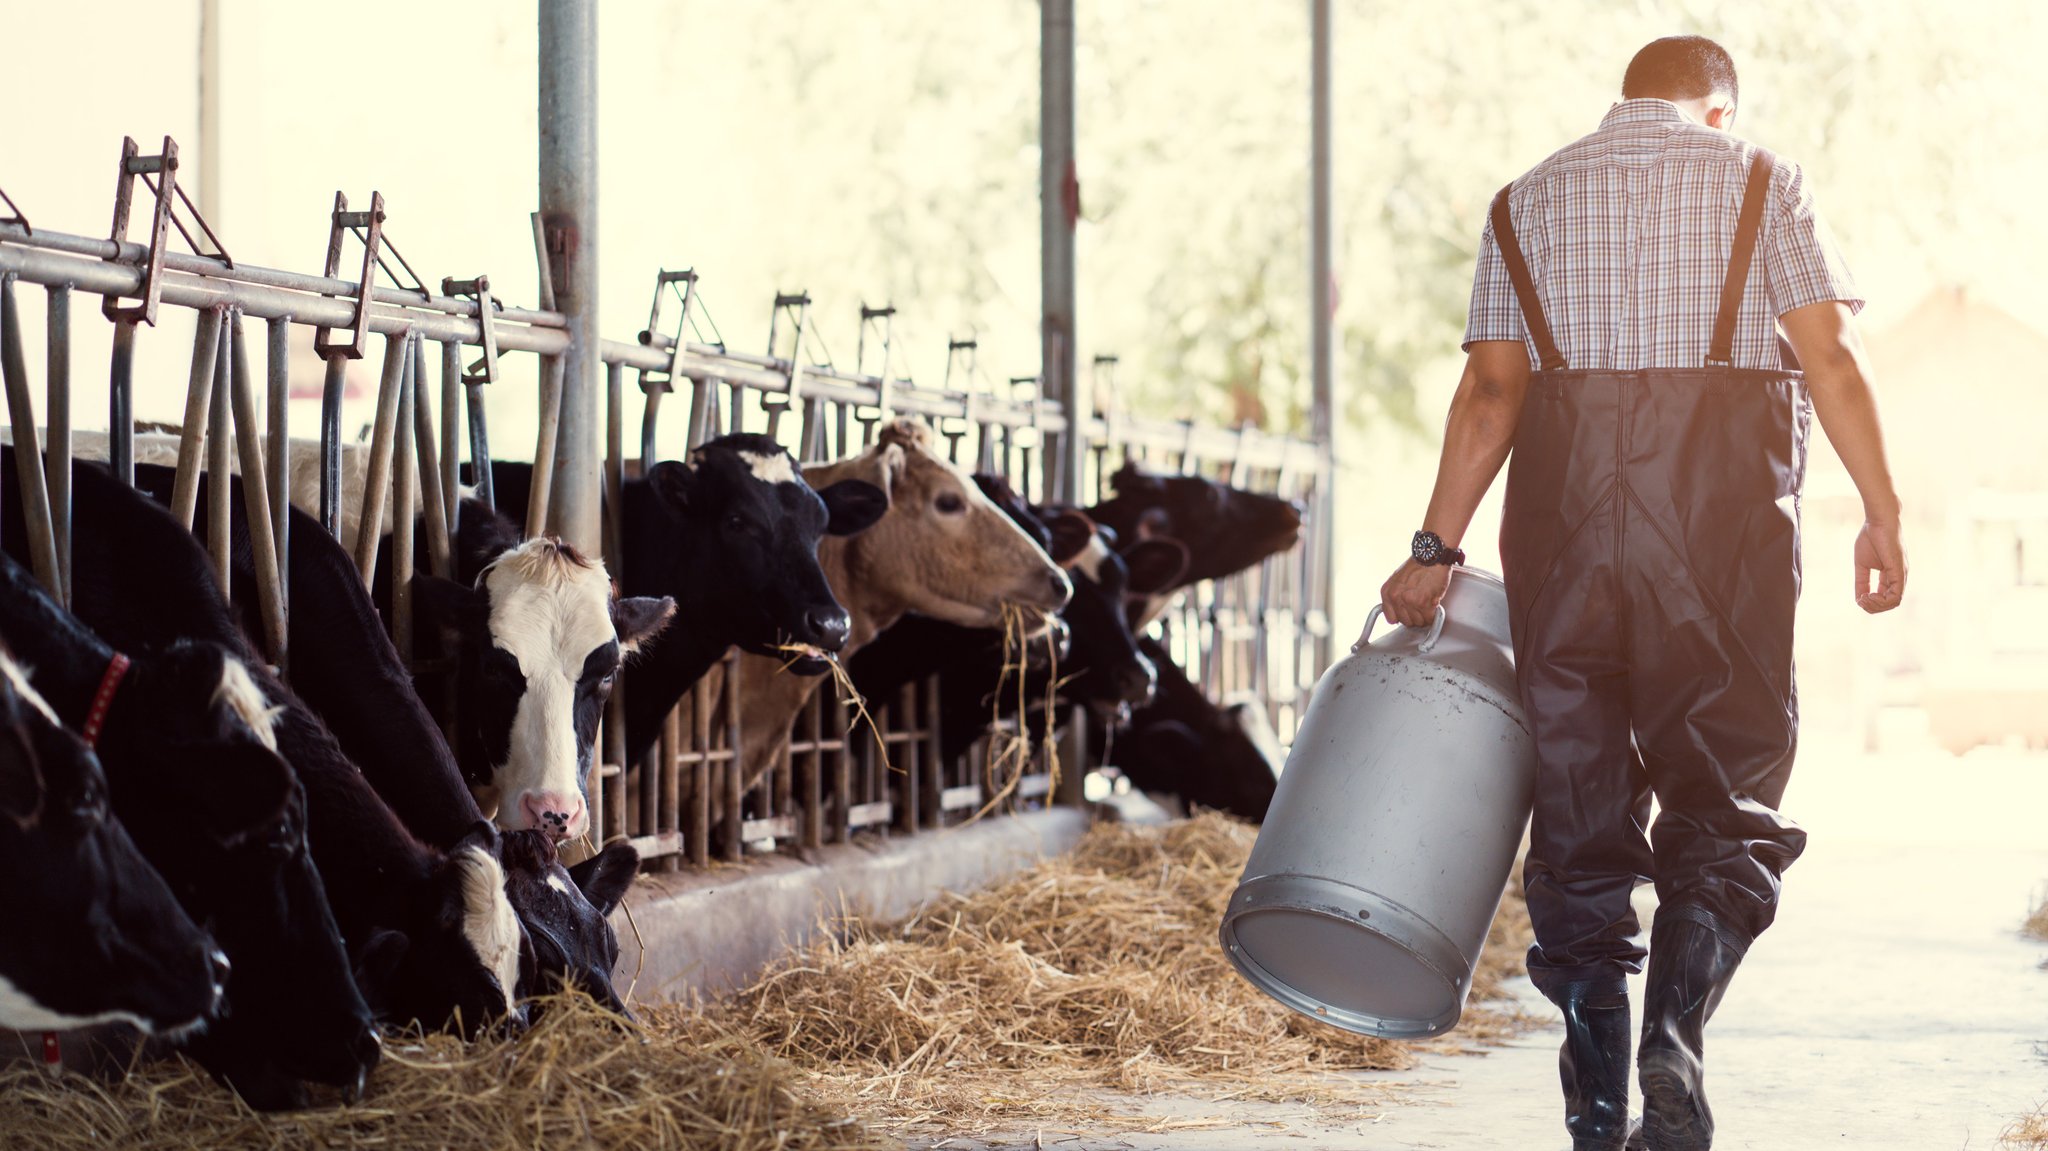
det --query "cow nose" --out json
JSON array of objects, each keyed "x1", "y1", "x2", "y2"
[
  {"x1": 353, "y1": 1026, "x2": 384, "y2": 1073},
  {"x1": 208, "y1": 949, "x2": 232, "y2": 993},
  {"x1": 805, "y1": 608, "x2": 850, "y2": 652},
  {"x1": 520, "y1": 791, "x2": 587, "y2": 840},
  {"x1": 1115, "y1": 659, "x2": 1158, "y2": 706}
]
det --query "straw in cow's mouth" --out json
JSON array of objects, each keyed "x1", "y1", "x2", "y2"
[{"x1": 772, "y1": 643, "x2": 894, "y2": 774}]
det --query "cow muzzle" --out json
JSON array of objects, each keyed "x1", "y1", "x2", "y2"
[{"x1": 516, "y1": 790, "x2": 588, "y2": 841}]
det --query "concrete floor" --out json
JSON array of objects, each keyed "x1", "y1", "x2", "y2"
[{"x1": 916, "y1": 735, "x2": 2048, "y2": 1150}]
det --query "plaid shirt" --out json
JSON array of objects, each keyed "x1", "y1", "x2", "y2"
[{"x1": 1464, "y1": 99, "x2": 1862, "y2": 371}]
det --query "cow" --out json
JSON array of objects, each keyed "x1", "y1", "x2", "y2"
[
  {"x1": 409, "y1": 507, "x2": 674, "y2": 840},
  {"x1": 1097, "y1": 635, "x2": 1283, "y2": 822},
  {"x1": 1081, "y1": 460, "x2": 1303, "y2": 624},
  {"x1": 0, "y1": 547, "x2": 376, "y2": 1110},
  {"x1": 494, "y1": 829, "x2": 639, "y2": 1016},
  {"x1": 483, "y1": 432, "x2": 888, "y2": 766},
  {"x1": 849, "y1": 475, "x2": 1190, "y2": 762},
  {"x1": 128, "y1": 469, "x2": 646, "y2": 1021},
  {"x1": 3, "y1": 452, "x2": 527, "y2": 1047},
  {"x1": 0, "y1": 643, "x2": 227, "y2": 1039},
  {"x1": 729, "y1": 420, "x2": 1073, "y2": 794}
]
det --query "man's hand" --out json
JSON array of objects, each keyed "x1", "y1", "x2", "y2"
[
  {"x1": 1380, "y1": 559, "x2": 1452, "y2": 628},
  {"x1": 1854, "y1": 518, "x2": 1907, "y2": 614}
]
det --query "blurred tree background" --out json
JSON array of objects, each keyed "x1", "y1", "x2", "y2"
[{"x1": 645, "y1": 0, "x2": 2043, "y2": 442}]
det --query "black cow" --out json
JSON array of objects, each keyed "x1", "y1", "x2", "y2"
[
  {"x1": 5, "y1": 452, "x2": 525, "y2": 1046},
  {"x1": 0, "y1": 546, "x2": 375, "y2": 1110},
  {"x1": 483, "y1": 433, "x2": 887, "y2": 764},
  {"x1": 1097, "y1": 635, "x2": 1282, "y2": 822},
  {"x1": 0, "y1": 642, "x2": 227, "y2": 1039},
  {"x1": 132, "y1": 469, "x2": 645, "y2": 1022},
  {"x1": 1083, "y1": 460, "x2": 1303, "y2": 589}
]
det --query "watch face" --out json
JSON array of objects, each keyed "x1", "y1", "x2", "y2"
[{"x1": 1412, "y1": 531, "x2": 1440, "y2": 564}]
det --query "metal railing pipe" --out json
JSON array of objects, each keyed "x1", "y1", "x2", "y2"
[
  {"x1": 0, "y1": 276, "x2": 61, "y2": 597},
  {"x1": 45, "y1": 285, "x2": 71, "y2": 604}
]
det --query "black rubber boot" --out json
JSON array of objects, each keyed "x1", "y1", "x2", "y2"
[
  {"x1": 1638, "y1": 909, "x2": 1747, "y2": 1151},
  {"x1": 1555, "y1": 979, "x2": 1642, "y2": 1151}
]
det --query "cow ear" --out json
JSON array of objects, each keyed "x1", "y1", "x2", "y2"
[
  {"x1": 456, "y1": 818, "x2": 502, "y2": 857},
  {"x1": 817, "y1": 479, "x2": 888, "y2": 537},
  {"x1": 1045, "y1": 512, "x2": 1097, "y2": 568},
  {"x1": 414, "y1": 575, "x2": 486, "y2": 629},
  {"x1": 1111, "y1": 460, "x2": 1161, "y2": 496},
  {"x1": 646, "y1": 460, "x2": 696, "y2": 516},
  {"x1": 568, "y1": 842, "x2": 639, "y2": 917},
  {"x1": 1122, "y1": 538, "x2": 1191, "y2": 595},
  {"x1": 611, "y1": 596, "x2": 676, "y2": 653}
]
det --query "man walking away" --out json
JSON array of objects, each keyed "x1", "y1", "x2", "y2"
[{"x1": 1378, "y1": 35, "x2": 1907, "y2": 1151}]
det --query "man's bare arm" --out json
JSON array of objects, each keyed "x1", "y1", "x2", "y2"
[
  {"x1": 1780, "y1": 300, "x2": 1907, "y2": 613},
  {"x1": 1379, "y1": 341, "x2": 1531, "y2": 627}
]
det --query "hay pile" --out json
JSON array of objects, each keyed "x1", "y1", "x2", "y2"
[
  {"x1": 2024, "y1": 895, "x2": 2048, "y2": 942},
  {"x1": 680, "y1": 813, "x2": 1538, "y2": 1132},
  {"x1": 2006, "y1": 1106, "x2": 2048, "y2": 1148},
  {"x1": 0, "y1": 993, "x2": 886, "y2": 1151}
]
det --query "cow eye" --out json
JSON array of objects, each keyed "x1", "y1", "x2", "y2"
[
  {"x1": 935, "y1": 492, "x2": 966, "y2": 515},
  {"x1": 725, "y1": 513, "x2": 748, "y2": 532}
]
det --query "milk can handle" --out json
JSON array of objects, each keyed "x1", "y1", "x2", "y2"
[{"x1": 1356, "y1": 604, "x2": 1447, "y2": 654}]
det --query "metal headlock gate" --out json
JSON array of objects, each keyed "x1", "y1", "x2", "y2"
[{"x1": 0, "y1": 132, "x2": 1330, "y2": 872}]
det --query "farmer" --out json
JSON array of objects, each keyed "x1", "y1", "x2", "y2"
[{"x1": 1378, "y1": 35, "x2": 1906, "y2": 1151}]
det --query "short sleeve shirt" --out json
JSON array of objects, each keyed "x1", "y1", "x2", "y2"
[{"x1": 1463, "y1": 99, "x2": 1862, "y2": 371}]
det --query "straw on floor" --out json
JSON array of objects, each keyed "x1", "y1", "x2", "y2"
[
  {"x1": 0, "y1": 992, "x2": 887, "y2": 1151},
  {"x1": 677, "y1": 812, "x2": 1539, "y2": 1133}
]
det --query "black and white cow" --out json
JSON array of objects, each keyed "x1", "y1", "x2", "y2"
[
  {"x1": 130, "y1": 473, "x2": 643, "y2": 1021},
  {"x1": 0, "y1": 546, "x2": 376, "y2": 1110},
  {"x1": 483, "y1": 432, "x2": 887, "y2": 765},
  {"x1": 412, "y1": 507, "x2": 673, "y2": 840},
  {"x1": 495, "y1": 829, "x2": 639, "y2": 1016},
  {"x1": 0, "y1": 643, "x2": 227, "y2": 1039},
  {"x1": 6, "y1": 453, "x2": 526, "y2": 1048}
]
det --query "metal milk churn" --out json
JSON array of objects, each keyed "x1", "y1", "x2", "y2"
[{"x1": 1218, "y1": 566, "x2": 1535, "y2": 1039}]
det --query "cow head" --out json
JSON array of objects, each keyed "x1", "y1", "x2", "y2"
[
  {"x1": 352, "y1": 821, "x2": 528, "y2": 1040},
  {"x1": 498, "y1": 829, "x2": 638, "y2": 1016},
  {"x1": 1044, "y1": 517, "x2": 1191, "y2": 719},
  {"x1": 112, "y1": 643, "x2": 380, "y2": 1109},
  {"x1": 809, "y1": 420, "x2": 1071, "y2": 641},
  {"x1": 639, "y1": 434, "x2": 885, "y2": 675},
  {"x1": 0, "y1": 649, "x2": 226, "y2": 1038},
  {"x1": 1089, "y1": 461, "x2": 1303, "y2": 588},
  {"x1": 421, "y1": 525, "x2": 675, "y2": 841}
]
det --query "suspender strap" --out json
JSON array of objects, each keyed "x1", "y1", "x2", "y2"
[
  {"x1": 1707, "y1": 148, "x2": 1777, "y2": 367},
  {"x1": 1489, "y1": 183, "x2": 1567, "y2": 370}
]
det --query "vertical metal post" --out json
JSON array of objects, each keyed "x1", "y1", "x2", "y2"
[
  {"x1": 265, "y1": 316, "x2": 291, "y2": 673},
  {"x1": 0, "y1": 277, "x2": 60, "y2": 599},
  {"x1": 541, "y1": 0, "x2": 602, "y2": 848},
  {"x1": 198, "y1": 0, "x2": 223, "y2": 226},
  {"x1": 439, "y1": 342, "x2": 460, "y2": 531},
  {"x1": 45, "y1": 286, "x2": 70, "y2": 606},
  {"x1": 538, "y1": 0, "x2": 601, "y2": 557},
  {"x1": 1041, "y1": 0, "x2": 1084, "y2": 509},
  {"x1": 206, "y1": 316, "x2": 233, "y2": 594},
  {"x1": 108, "y1": 320, "x2": 136, "y2": 486},
  {"x1": 1309, "y1": 0, "x2": 1337, "y2": 676}
]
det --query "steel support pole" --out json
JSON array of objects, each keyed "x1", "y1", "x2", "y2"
[
  {"x1": 1041, "y1": 0, "x2": 1083, "y2": 511},
  {"x1": 538, "y1": 0, "x2": 600, "y2": 559},
  {"x1": 540, "y1": 0, "x2": 603, "y2": 850},
  {"x1": 1309, "y1": 0, "x2": 1337, "y2": 676}
]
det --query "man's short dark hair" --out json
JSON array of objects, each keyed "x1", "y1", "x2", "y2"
[{"x1": 1622, "y1": 35, "x2": 1739, "y2": 110}]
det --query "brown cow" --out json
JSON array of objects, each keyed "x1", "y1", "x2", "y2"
[{"x1": 728, "y1": 419, "x2": 1071, "y2": 791}]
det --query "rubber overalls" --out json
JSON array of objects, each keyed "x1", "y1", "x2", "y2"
[{"x1": 1491, "y1": 150, "x2": 1812, "y2": 998}]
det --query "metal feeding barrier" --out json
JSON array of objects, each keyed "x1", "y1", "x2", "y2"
[{"x1": 0, "y1": 136, "x2": 1330, "y2": 873}]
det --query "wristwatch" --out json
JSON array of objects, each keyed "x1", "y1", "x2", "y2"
[{"x1": 1411, "y1": 530, "x2": 1466, "y2": 568}]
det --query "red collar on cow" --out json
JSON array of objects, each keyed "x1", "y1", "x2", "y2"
[{"x1": 82, "y1": 652, "x2": 130, "y2": 750}]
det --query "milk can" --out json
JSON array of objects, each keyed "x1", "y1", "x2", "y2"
[{"x1": 1218, "y1": 565, "x2": 1535, "y2": 1039}]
